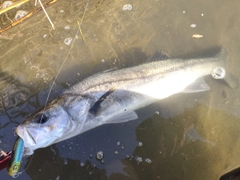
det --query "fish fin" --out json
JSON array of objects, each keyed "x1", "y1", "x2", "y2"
[
  {"x1": 182, "y1": 78, "x2": 210, "y2": 93},
  {"x1": 102, "y1": 68, "x2": 118, "y2": 73},
  {"x1": 90, "y1": 68, "x2": 118, "y2": 79},
  {"x1": 147, "y1": 51, "x2": 171, "y2": 62},
  {"x1": 89, "y1": 89, "x2": 115, "y2": 115},
  {"x1": 106, "y1": 111, "x2": 138, "y2": 124},
  {"x1": 215, "y1": 47, "x2": 227, "y2": 63},
  {"x1": 224, "y1": 73, "x2": 238, "y2": 89},
  {"x1": 214, "y1": 47, "x2": 238, "y2": 89}
]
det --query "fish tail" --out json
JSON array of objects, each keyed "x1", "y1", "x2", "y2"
[
  {"x1": 216, "y1": 47, "x2": 238, "y2": 89},
  {"x1": 215, "y1": 47, "x2": 227, "y2": 66}
]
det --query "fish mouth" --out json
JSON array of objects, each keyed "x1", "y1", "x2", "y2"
[
  {"x1": 16, "y1": 125, "x2": 37, "y2": 146},
  {"x1": 26, "y1": 129, "x2": 37, "y2": 145}
]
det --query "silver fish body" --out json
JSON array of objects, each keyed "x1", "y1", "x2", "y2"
[{"x1": 16, "y1": 49, "x2": 226, "y2": 155}]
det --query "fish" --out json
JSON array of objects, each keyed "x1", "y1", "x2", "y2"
[
  {"x1": 16, "y1": 48, "x2": 227, "y2": 156},
  {"x1": 7, "y1": 137, "x2": 24, "y2": 177}
]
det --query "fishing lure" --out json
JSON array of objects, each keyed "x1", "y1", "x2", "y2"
[{"x1": 7, "y1": 137, "x2": 24, "y2": 177}]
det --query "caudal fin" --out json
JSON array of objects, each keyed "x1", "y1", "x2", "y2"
[{"x1": 216, "y1": 47, "x2": 238, "y2": 89}]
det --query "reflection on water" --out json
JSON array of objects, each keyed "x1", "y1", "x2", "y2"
[
  {"x1": 183, "y1": 125, "x2": 216, "y2": 146},
  {"x1": 1, "y1": 0, "x2": 240, "y2": 179}
]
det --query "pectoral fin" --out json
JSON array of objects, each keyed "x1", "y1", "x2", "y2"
[
  {"x1": 182, "y1": 78, "x2": 210, "y2": 93},
  {"x1": 89, "y1": 89, "x2": 115, "y2": 115},
  {"x1": 147, "y1": 51, "x2": 171, "y2": 62},
  {"x1": 106, "y1": 111, "x2": 138, "y2": 124}
]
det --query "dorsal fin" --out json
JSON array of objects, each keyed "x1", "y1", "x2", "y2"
[
  {"x1": 147, "y1": 51, "x2": 171, "y2": 62},
  {"x1": 90, "y1": 68, "x2": 118, "y2": 78}
]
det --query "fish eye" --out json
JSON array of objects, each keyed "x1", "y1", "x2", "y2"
[{"x1": 35, "y1": 114, "x2": 48, "y2": 124}]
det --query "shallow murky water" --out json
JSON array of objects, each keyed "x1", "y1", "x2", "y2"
[{"x1": 1, "y1": 0, "x2": 240, "y2": 179}]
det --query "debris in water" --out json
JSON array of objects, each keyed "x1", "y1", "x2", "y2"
[
  {"x1": 64, "y1": 38, "x2": 72, "y2": 45},
  {"x1": 222, "y1": 90, "x2": 227, "y2": 99},
  {"x1": 145, "y1": 158, "x2": 152, "y2": 164},
  {"x1": 192, "y1": 34, "x2": 203, "y2": 39},
  {"x1": 190, "y1": 24, "x2": 196, "y2": 28},
  {"x1": 233, "y1": 98, "x2": 240, "y2": 106},
  {"x1": 212, "y1": 67, "x2": 225, "y2": 79},
  {"x1": 122, "y1": 4, "x2": 132, "y2": 11},
  {"x1": 135, "y1": 156, "x2": 143, "y2": 163},
  {"x1": 15, "y1": 10, "x2": 28, "y2": 20},
  {"x1": 2, "y1": 1, "x2": 13, "y2": 9},
  {"x1": 96, "y1": 151, "x2": 104, "y2": 160},
  {"x1": 80, "y1": 162, "x2": 84, "y2": 167}
]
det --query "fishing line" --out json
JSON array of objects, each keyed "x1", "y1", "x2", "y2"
[
  {"x1": 43, "y1": 0, "x2": 89, "y2": 109},
  {"x1": 19, "y1": 0, "x2": 90, "y2": 175}
]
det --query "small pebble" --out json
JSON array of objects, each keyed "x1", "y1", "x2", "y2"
[
  {"x1": 60, "y1": 9, "x2": 64, "y2": 13},
  {"x1": 117, "y1": 141, "x2": 120, "y2": 146},
  {"x1": 122, "y1": 4, "x2": 132, "y2": 10},
  {"x1": 190, "y1": 24, "x2": 196, "y2": 28},
  {"x1": 64, "y1": 38, "x2": 72, "y2": 45},
  {"x1": 192, "y1": 34, "x2": 203, "y2": 39},
  {"x1": 64, "y1": 25, "x2": 70, "y2": 30},
  {"x1": 114, "y1": 151, "x2": 119, "y2": 155},
  {"x1": 201, "y1": 13, "x2": 204, "y2": 16},
  {"x1": 138, "y1": 142, "x2": 143, "y2": 147},
  {"x1": 121, "y1": 146, "x2": 124, "y2": 149},
  {"x1": 182, "y1": 10, "x2": 186, "y2": 14},
  {"x1": 96, "y1": 151, "x2": 104, "y2": 160}
]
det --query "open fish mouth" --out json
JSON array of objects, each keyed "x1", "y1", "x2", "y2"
[
  {"x1": 16, "y1": 125, "x2": 37, "y2": 146},
  {"x1": 26, "y1": 129, "x2": 37, "y2": 145}
]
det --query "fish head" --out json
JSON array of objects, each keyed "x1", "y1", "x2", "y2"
[{"x1": 15, "y1": 98, "x2": 71, "y2": 155}]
